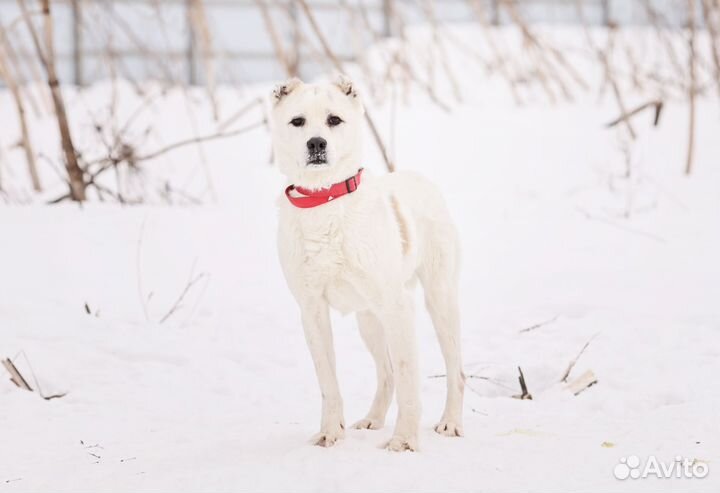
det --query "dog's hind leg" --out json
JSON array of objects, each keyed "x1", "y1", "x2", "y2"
[
  {"x1": 352, "y1": 311, "x2": 394, "y2": 430},
  {"x1": 300, "y1": 299, "x2": 345, "y2": 447},
  {"x1": 419, "y1": 232, "x2": 465, "y2": 437}
]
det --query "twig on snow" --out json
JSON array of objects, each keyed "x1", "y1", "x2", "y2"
[
  {"x1": 519, "y1": 314, "x2": 560, "y2": 333},
  {"x1": 605, "y1": 100, "x2": 664, "y2": 129},
  {"x1": 429, "y1": 372, "x2": 516, "y2": 391},
  {"x1": 159, "y1": 259, "x2": 208, "y2": 324},
  {"x1": 2, "y1": 358, "x2": 32, "y2": 391},
  {"x1": 560, "y1": 333, "x2": 599, "y2": 383},
  {"x1": 2, "y1": 352, "x2": 66, "y2": 399},
  {"x1": 512, "y1": 366, "x2": 533, "y2": 400}
]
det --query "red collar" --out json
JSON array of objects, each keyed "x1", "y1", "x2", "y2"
[{"x1": 285, "y1": 169, "x2": 364, "y2": 209}]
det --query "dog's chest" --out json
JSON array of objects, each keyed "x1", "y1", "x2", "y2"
[{"x1": 297, "y1": 212, "x2": 369, "y2": 313}]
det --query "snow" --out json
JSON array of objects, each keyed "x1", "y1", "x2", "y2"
[{"x1": 2, "y1": 25, "x2": 720, "y2": 493}]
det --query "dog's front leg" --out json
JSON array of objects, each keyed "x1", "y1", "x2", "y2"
[
  {"x1": 377, "y1": 292, "x2": 421, "y2": 451},
  {"x1": 300, "y1": 299, "x2": 345, "y2": 447}
]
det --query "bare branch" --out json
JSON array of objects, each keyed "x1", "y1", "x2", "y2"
[
  {"x1": 701, "y1": 0, "x2": 720, "y2": 99},
  {"x1": 134, "y1": 119, "x2": 266, "y2": 162},
  {"x1": 605, "y1": 100, "x2": 663, "y2": 129}
]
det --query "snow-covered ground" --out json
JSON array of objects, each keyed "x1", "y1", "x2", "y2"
[{"x1": 2, "y1": 26, "x2": 720, "y2": 493}]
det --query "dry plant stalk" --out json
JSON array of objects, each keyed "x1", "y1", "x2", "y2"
[
  {"x1": 574, "y1": 0, "x2": 636, "y2": 139},
  {"x1": 4, "y1": 0, "x2": 715, "y2": 202},
  {"x1": 2, "y1": 11, "x2": 49, "y2": 116},
  {"x1": 642, "y1": 0, "x2": 686, "y2": 77},
  {"x1": 701, "y1": 0, "x2": 720, "y2": 98},
  {"x1": 188, "y1": 0, "x2": 219, "y2": 120},
  {"x1": 560, "y1": 334, "x2": 598, "y2": 383},
  {"x1": 420, "y1": 0, "x2": 463, "y2": 103},
  {"x1": 466, "y1": 0, "x2": 522, "y2": 104},
  {"x1": 17, "y1": 0, "x2": 86, "y2": 200},
  {"x1": 501, "y1": 0, "x2": 587, "y2": 101},
  {"x1": 255, "y1": 0, "x2": 295, "y2": 77},
  {"x1": 159, "y1": 260, "x2": 208, "y2": 324},
  {"x1": 512, "y1": 366, "x2": 533, "y2": 400},
  {"x1": 0, "y1": 25, "x2": 41, "y2": 191}
]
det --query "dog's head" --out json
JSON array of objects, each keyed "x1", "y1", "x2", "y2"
[{"x1": 270, "y1": 75, "x2": 365, "y2": 189}]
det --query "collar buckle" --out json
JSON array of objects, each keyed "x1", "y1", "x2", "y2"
[{"x1": 345, "y1": 175, "x2": 358, "y2": 193}]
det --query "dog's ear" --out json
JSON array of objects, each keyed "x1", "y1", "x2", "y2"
[
  {"x1": 272, "y1": 77, "x2": 303, "y2": 106},
  {"x1": 333, "y1": 74, "x2": 359, "y2": 99}
]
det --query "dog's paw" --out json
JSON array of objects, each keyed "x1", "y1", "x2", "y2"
[
  {"x1": 352, "y1": 417, "x2": 384, "y2": 430},
  {"x1": 311, "y1": 427, "x2": 345, "y2": 448},
  {"x1": 434, "y1": 419, "x2": 464, "y2": 437},
  {"x1": 384, "y1": 435, "x2": 418, "y2": 452}
]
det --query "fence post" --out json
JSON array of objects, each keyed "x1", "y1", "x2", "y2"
[{"x1": 71, "y1": 0, "x2": 82, "y2": 86}]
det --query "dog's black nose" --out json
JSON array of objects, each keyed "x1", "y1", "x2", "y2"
[{"x1": 306, "y1": 137, "x2": 327, "y2": 153}]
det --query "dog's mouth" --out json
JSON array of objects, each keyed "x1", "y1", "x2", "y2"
[{"x1": 306, "y1": 153, "x2": 328, "y2": 166}]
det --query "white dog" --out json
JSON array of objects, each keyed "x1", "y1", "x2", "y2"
[{"x1": 270, "y1": 75, "x2": 464, "y2": 452}]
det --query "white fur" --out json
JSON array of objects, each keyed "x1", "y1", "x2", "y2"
[{"x1": 271, "y1": 76, "x2": 465, "y2": 452}]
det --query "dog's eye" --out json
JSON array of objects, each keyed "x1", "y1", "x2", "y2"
[
  {"x1": 289, "y1": 117, "x2": 305, "y2": 127},
  {"x1": 327, "y1": 115, "x2": 343, "y2": 127}
]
